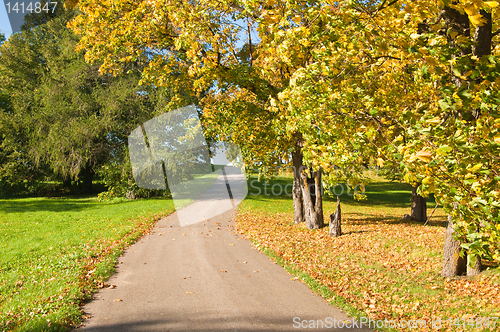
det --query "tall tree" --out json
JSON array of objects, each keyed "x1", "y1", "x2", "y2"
[
  {"x1": 292, "y1": 0, "x2": 500, "y2": 273},
  {"x1": 68, "y1": 0, "x2": 327, "y2": 228},
  {"x1": 0, "y1": 11, "x2": 157, "y2": 193}
]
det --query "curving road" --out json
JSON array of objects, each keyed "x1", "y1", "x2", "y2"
[{"x1": 77, "y1": 208, "x2": 371, "y2": 331}]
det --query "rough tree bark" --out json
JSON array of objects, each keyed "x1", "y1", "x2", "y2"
[
  {"x1": 292, "y1": 133, "x2": 305, "y2": 224},
  {"x1": 300, "y1": 166, "x2": 324, "y2": 229},
  {"x1": 467, "y1": 255, "x2": 482, "y2": 276},
  {"x1": 329, "y1": 196, "x2": 342, "y2": 237},
  {"x1": 307, "y1": 167, "x2": 316, "y2": 206},
  {"x1": 441, "y1": 214, "x2": 467, "y2": 277},
  {"x1": 411, "y1": 184, "x2": 427, "y2": 222}
]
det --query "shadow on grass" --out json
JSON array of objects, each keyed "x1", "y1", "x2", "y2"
[
  {"x1": 342, "y1": 229, "x2": 372, "y2": 235},
  {"x1": 244, "y1": 176, "x2": 447, "y2": 227},
  {"x1": 246, "y1": 177, "x2": 437, "y2": 208},
  {"x1": 344, "y1": 215, "x2": 448, "y2": 227},
  {"x1": 0, "y1": 196, "x2": 155, "y2": 214}
]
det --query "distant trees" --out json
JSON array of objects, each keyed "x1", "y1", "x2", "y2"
[{"x1": 0, "y1": 11, "x2": 161, "y2": 194}]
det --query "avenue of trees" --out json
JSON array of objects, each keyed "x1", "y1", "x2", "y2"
[{"x1": 0, "y1": 0, "x2": 498, "y2": 278}]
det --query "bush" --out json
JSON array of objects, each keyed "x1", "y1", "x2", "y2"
[{"x1": 96, "y1": 148, "x2": 170, "y2": 200}]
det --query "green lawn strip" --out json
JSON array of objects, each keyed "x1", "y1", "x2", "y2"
[
  {"x1": 243, "y1": 176, "x2": 447, "y2": 227},
  {"x1": 0, "y1": 197, "x2": 175, "y2": 331}
]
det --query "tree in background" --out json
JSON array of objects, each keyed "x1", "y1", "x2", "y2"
[
  {"x1": 1, "y1": 32, "x2": 47, "y2": 194},
  {"x1": 0, "y1": 10, "x2": 161, "y2": 194}
]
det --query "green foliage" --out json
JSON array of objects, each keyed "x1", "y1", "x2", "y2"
[
  {"x1": 0, "y1": 10, "x2": 166, "y2": 195},
  {"x1": 96, "y1": 147, "x2": 171, "y2": 200},
  {"x1": 68, "y1": 0, "x2": 500, "y2": 263}
]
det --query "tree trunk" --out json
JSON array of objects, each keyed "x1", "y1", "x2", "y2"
[
  {"x1": 314, "y1": 168, "x2": 323, "y2": 227},
  {"x1": 307, "y1": 167, "x2": 316, "y2": 206},
  {"x1": 63, "y1": 177, "x2": 72, "y2": 188},
  {"x1": 463, "y1": 11, "x2": 490, "y2": 277},
  {"x1": 78, "y1": 166, "x2": 94, "y2": 194},
  {"x1": 441, "y1": 214, "x2": 467, "y2": 277},
  {"x1": 467, "y1": 255, "x2": 482, "y2": 276},
  {"x1": 292, "y1": 134, "x2": 305, "y2": 224},
  {"x1": 439, "y1": 5, "x2": 490, "y2": 278},
  {"x1": 473, "y1": 10, "x2": 492, "y2": 58},
  {"x1": 329, "y1": 196, "x2": 341, "y2": 237},
  {"x1": 300, "y1": 166, "x2": 323, "y2": 229},
  {"x1": 411, "y1": 184, "x2": 427, "y2": 222}
]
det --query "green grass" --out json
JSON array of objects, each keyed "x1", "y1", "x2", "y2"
[
  {"x1": 243, "y1": 175, "x2": 441, "y2": 219},
  {"x1": 0, "y1": 196, "x2": 174, "y2": 331}
]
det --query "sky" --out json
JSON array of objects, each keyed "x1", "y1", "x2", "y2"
[{"x1": 1, "y1": 2, "x2": 13, "y2": 39}]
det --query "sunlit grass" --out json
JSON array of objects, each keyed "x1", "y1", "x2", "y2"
[{"x1": 0, "y1": 197, "x2": 174, "y2": 331}]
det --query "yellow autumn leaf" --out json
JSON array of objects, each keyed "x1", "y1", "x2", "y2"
[
  {"x1": 469, "y1": 14, "x2": 487, "y2": 27},
  {"x1": 463, "y1": 4, "x2": 477, "y2": 16},
  {"x1": 485, "y1": 1, "x2": 499, "y2": 8},
  {"x1": 468, "y1": 163, "x2": 483, "y2": 172},
  {"x1": 424, "y1": 56, "x2": 438, "y2": 66},
  {"x1": 422, "y1": 176, "x2": 433, "y2": 185},
  {"x1": 415, "y1": 150, "x2": 433, "y2": 163},
  {"x1": 426, "y1": 117, "x2": 441, "y2": 125}
]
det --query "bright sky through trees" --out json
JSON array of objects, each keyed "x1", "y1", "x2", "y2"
[{"x1": 0, "y1": 4, "x2": 12, "y2": 38}]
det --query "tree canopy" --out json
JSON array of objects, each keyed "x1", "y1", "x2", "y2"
[
  {"x1": 47, "y1": 0, "x2": 500, "y2": 269},
  {"x1": 0, "y1": 10, "x2": 166, "y2": 194}
]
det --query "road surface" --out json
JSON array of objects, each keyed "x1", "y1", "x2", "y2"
[{"x1": 77, "y1": 208, "x2": 371, "y2": 331}]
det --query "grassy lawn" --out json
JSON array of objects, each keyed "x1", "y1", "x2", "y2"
[
  {"x1": 237, "y1": 175, "x2": 500, "y2": 332},
  {"x1": 0, "y1": 196, "x2": 174, "y2": 331},
  {"x1": 2, "y1": 174, "x2": 499, "y2": 331}
]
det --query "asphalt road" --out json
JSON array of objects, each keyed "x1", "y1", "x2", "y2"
[{"x1": 76, "y1": 208, "x2": 371, "y2": 331}]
